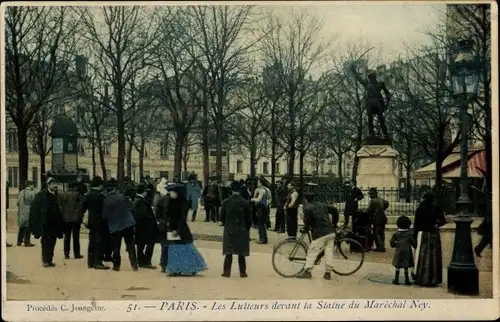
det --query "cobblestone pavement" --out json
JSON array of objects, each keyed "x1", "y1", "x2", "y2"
[{"x1": 5, "y1": 234, "x2": 493, "y2": 301}]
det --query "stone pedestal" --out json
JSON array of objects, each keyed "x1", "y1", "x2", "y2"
[{"x1": 356, "y1": 145, "x2": 399, "y2": 191}]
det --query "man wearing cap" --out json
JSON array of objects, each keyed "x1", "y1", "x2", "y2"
[
  {"x1": 132, "y1": 184, "x2": 159, "y2": 269},
  {"x1": 367, "y1": 188, "x2": 389, "y2": 252},
  {"x1": 29, "y1": 177, "x2": 65, "y2": 267},
  {"x1": 80, "y1": 176, "x2": 109, "y2": 269},
  {"x1": 343, "y1": 180, "x2": 364, "y2": 228},
  {"x1": 220, "y1": 181, "x2": 252, "y2": 278},
  {"x1": 102, "y1": 180, "x2": 138, "y2": 271}
]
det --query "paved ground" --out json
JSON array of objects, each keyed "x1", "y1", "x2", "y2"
[{"x1": 5, "y1": 232, "x2": 493, "y2": 301}]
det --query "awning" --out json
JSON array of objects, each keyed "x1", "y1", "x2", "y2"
[
  {"x1": 413, "y1": 150, "x2": 485, "y2": 180},
  {"x1": 413, "y1": 153, "x2": 462, "y2": 179},
  {"x1": 443, "y1": 150, "x2": 486, "y2": 178}
]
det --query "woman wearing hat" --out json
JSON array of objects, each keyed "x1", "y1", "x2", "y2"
[{"x1": 156, "y1": 183, "x2": 207, "y2": 276}]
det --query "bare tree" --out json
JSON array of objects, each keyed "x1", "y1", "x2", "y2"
[
  {"x1": 228, "y1": 78, "x2": 271, "y2": 177},
  {"x1": 259, "y1": 9, "x2": 334, "y2": 178},
  {"x1": 184, "y1": 5, "x2": 263, "y2": 180},
  {"x1": 76, "y1": 6, "x2": 159, "y2": 185},
  {"x1": 5, "y1": 6, "x2": 81, "y2": 184},
  {"x1": 153, "y1": 8, "x2": 203, "y2": 179}
]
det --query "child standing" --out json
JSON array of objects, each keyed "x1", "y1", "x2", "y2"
[{"x1": 390, "y1": 215, "x2": 416, "y2": 285}]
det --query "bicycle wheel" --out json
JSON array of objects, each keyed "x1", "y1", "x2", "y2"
[
  {"x1": 272, "y1": 240, "x2": 308, "y2": 278},
  {"x1": 331, "y1": 237, "x2": 365, "y2": 276}
]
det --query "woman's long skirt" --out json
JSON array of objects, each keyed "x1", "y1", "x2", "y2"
[
  {"x1": 413, "y1": 231, "x2": 443, "y2": 286},
  {"x1": 163, "y1": 242, "x2": 207, "y2": 276}
]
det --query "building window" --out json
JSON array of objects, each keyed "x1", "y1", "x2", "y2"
[
  {"x1": 32, "y1": 167, "x2": 38, "y2": 185},
  {"x1": 106, "y1": 169, "x2": 112, "y2": 179},
  {"x1": 7, "y1": 129, "x2": 18, "y2": 152},
  {"x1": 263, "y1": 162, "x2": 269, "y2": 175},
  {"x1": 144, "y1": 146, "x2": 149, "y2": 158},
  {"x1": 104, "y1": 143, "x2": 111, "y2": 155},
  {"x1": 275, "y1": 162, "x2": 281, "y2": 174},
  {"x1": 8, "y1": 167, "x2": 19, "y2": 188},
  {"x1": 236, "y1": 160, "x2": 243, "y2": 173},
  {"x1": 160, "y1": 141, "x2": 168, "y2": 160}
]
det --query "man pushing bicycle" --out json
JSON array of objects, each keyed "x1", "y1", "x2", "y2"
[{"x1": 295, "y1": 194, "x2": 339, "y2": 280}]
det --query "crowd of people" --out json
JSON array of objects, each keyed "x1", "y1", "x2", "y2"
[{"x1": 6, "y1": 173, "x2": 492, "y2": 284}]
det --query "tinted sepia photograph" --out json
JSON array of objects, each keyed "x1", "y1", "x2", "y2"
[{"x1": 1, "y1": 1, "x2": 497, "y2": 321}]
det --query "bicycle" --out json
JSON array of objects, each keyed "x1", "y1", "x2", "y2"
[{"x1": 271, "y1": 226, "x2": 365, "y2": 278}]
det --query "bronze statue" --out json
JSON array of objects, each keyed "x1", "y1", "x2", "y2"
[{"x1": 350, "y1": 63, "x2": 392, "y2": 138}]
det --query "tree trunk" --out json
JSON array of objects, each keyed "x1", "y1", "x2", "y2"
[
  {"x1": 215, "y1": 121, "x2": 223, "y2": 180},
  {"x1": 97, "y1": 141, "x2": 107, "y2": 181},
  {"x1": 115, "y1": 87, "x2": 126, "y2": 186},
  {"x1": 201, "y1": 76, "x2": 210, "y2": 186},
  {"x1": 337, "y1": 153, "x2": 343, "y2": 183},
  {"x1": 91, "y1": 141, "x2": 97, "y2": 177},
  {"x1": 299, "y1": 151, "x2": 305, "y2": 205},
  {"x1": 405, "y1": 139, "x2": 412, "y2": 202},
  {"x1": 126, "y1": 138, "x2": 133, "y2": 179},
  {"x1": 250, "y1": 143, "x2": 257, "y2": 178},
  {"x1": 351, "y1": 128, "x2": 363, "y2": 182},
  {"x1": 173, "y1": 131, "x2": 185, "y2": 180},
  {"x1": 17, "y1": 125, "x2": 29, "y2": 187},
  {"x1": 139, "y1": 139, "x2": 145, "y2": 179}
]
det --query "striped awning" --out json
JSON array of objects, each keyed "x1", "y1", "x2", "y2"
[{"x1": 413, "y1": 150, "x2": 486, "y2": 180}]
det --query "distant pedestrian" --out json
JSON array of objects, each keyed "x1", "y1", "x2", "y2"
[
  {"x1": 367, "y1": 188, "x2": 389, "y2": 252},
  {"x1": 412, "y1": 192, "x2": 446, "y2": 286},
  {"x1": 284, "y1": 181, "x2": 300, "y2": 239},
  {"x1": 58, "y1": 183, "x2": 84, "y2": 259},
  {"x1": 251, "y1": 178, "x2": 270, "y2": 244},
  {"x1": 102, "y1": 180, "x2": 138, "y2": 271},
  {"x1": 16, "y1": 180, "x2": 36, "y2": 247},
  {"x1": 186, "y1": 176, "x2": 202, "y2": 222},
  {"x1": 273, "y1": 180, "x2": 287, "y2": 233},
  {"x1": 80, "y1": 176, "x2": 109, "y2": 270},
  {"x1": 343, "y1": 180, "x2": 364, "y2": 228},
  {"x1": 29, "y1": 177, "x2": 65, "y2": 267},
  {"x1": 220, "y1": 181, "x2": 252, "y2": 278},
  {"x1": 75, "y1": 176, "x2": 88, "y2": 196},
  {"x1": 390, "y1": 215, "x2": 416, "y2": 285},
  {"x1": 132, "y1": 184, "x2": 159, "y2": 269}
]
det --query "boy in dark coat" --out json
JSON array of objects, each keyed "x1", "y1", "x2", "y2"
[
  {"x1": 220, "y1": 181, "x2": 252, "y2": 278},
  {"x1": 80, "y1": 176, "x2": 109, "y2": 269},
  {"x1": 368, "y1": 188, "x2": 389, "y2": 252},
  {"x1": 390, "y1": 215, "x2": 416, "y2": 285},
  {"x1": 29, "y1": 177, "x2": 65, "y2": 267},
  {"x1": 132, "y1": 184, "x2": 159, "y2": 269},
  {"x1": 102, "y1": 180, "x2": 138, "y2": 271}
]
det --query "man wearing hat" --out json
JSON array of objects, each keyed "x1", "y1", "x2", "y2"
[
  {"x1": 80, "y1": 176, "x2": 109, "y2": 269},
  {"x1": 29, "y1": 177, "x2": 65, "y2": 267},
  {"x1": 132, "y1": 183, "x2": 159, "y2": 269},
  {"x1": 102, "y1": 180, "x2": 138, "y2": 271},
  {"x1": 220, "y1": 180, "x2": 252, "y2": 278},
  {"x1": 367, "y1": 188, "x2": 389, "y2": 252}
]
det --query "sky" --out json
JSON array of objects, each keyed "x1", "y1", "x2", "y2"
[{"x1": 269, "y1": 2, "x2": 445, "y2": 63}]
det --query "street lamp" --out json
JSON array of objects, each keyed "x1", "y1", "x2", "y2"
[{"x1": 447, "y1": 39, "x2": 480, "y2": 295}]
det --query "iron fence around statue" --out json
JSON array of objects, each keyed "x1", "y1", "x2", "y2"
[{"x1": 311, "y1": 185, "x2": 458, "y2": 217}]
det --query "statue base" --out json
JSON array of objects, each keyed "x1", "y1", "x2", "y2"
[
  {"x1": 362, "y1": 135, "x2": 393, "y2": 146},
  {"x1": 356, "y1": 144, "x2": 399, "y2": 195}
]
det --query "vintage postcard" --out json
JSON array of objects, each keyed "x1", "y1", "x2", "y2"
[{"x1": 1, "y1": 0, "x2": 498, "y2": 321}]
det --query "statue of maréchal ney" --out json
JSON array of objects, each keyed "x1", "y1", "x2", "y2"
[{"x1": 350, "y1": 63, "x2": 392, "y2": 140}]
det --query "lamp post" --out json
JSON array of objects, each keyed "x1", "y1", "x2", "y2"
[{"x1": 447, "y1": 39, "x2": 480, "y2": 295}]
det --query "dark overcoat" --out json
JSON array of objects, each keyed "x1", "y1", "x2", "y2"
[
  {"x1": 29, "y1": 189, "x2": 65, "y2": 238},
  {"x1": 80, "y1": 188, "x2": 107, "y2": 231},
  {"x1": 156, "y1": 194, "x2": 193, "y2": 244},
  {"x1": 132, "y1": 195, "x2": 159, "y2": 245},
  {"x1": 220, "y1": 194, "x2": 252, "y2": 256},
  {"x1": 390, "y1": 229, "x2": 416, "y2": 268}
]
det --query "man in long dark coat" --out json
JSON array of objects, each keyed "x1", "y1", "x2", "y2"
[
  {"x1": 58, "y1": 183, "x2": 84, "y2": 259},
  {"x1": 220, "y1": 181, "x2": 252, "y2": 278},
  {"x1": 343, "y1": 180, "x2": 364, "y2": 228},
  {"x1": 273, "y1": 180, "x2": 287, "y2": 233},
  {"x1": 80, "y1": 176, "x2": 109, "y2": 269},
  {"x1": 367, "y1": 188, "x2": 389, "y2": 252},
  {"x1": 132, "y1": 184, "x2": 159, "y2": 269},
  {"x1": 29, "y1": 177, "x2": 65, "y2": 267}
]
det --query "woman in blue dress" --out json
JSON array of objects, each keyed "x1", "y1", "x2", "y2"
[{"x1": 160, "y1": 183, "x2": 207, "y2": 276}]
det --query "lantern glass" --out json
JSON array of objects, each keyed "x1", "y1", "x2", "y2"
[{"x1": 450, "y1": 39, "x2": 479, "y2": 97}]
